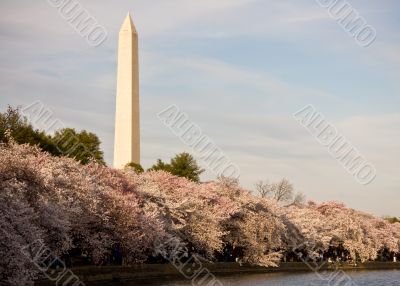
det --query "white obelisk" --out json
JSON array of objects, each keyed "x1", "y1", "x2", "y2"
[{"x1": 113, "y1": 13, "x2": 140, "y2": 168}]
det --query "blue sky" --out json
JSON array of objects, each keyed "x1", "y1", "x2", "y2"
[{"x1": 0, "y1": 0, "x2": 399, "y2": 216}]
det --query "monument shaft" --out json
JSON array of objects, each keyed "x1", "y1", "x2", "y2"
[{"x1": 114, "y1": 13, "x2": 140, "y2": 168}]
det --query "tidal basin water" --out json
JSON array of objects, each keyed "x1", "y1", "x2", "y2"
[{"x1": 109, "y1": 270, "x2": 400, "y2": 286}]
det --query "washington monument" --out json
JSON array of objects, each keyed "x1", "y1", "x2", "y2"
[{"x1": 113, "y1": 13, "x2": 140, "y2": 169}]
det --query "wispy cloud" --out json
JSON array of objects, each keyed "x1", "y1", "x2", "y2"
[{"x1": 0, "y1": 0, "x2": 399, "y2": 216}]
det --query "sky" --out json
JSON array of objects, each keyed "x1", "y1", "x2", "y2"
[{"x1": 0, "y1": 0, "x2": 399, "y2": 216}]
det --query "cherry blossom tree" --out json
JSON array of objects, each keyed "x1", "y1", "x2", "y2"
[
  {"x1": 214, "y1": 178, "x2": 286, "y2": 267},
  {"x1": 132, "y1": 171, "x2": 236, "y2": 259},
  {"x1": 2, "y1": 139, "x2": 400, "y2": 286},
  {"x1": 0, "y1": 192, "x2": 42, "y2": 286},
  {"x1": 285, "y1": 201, "x2": 400, "y2": 262}
]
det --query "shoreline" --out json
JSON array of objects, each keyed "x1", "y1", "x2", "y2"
[{"x1": 35, "y1": 262, "x2": 400, "y2": 285}]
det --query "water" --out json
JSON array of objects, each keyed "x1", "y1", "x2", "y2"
[{"x1": 109, "y1": 270, "x2": 400, "y2": 286}]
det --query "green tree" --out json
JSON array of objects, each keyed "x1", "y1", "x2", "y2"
[
  {"x1": 384, "y1": 216, "x2": 400, "y2": 224},
  {"x1": 149, "y1": 159, "x2": 171, "y2": 172},
  {"x1": 169, "y1": 152, "x2": 204, "y2": 182},
  {"x1": 125, "y1": 162, "x2": 144, "y2": 173},
  {"x1": 1, "y1": 106, "x2": 106, "y2": 165},
  {"x1": 0, "y1": 106, "x2": 60, "y2": 155},
  {"x1": 149, "y1": 152, "x2": 204, "y2": 182},
  {"x1": 52, "y1": 128, "x2": 105, "y2": 165}
]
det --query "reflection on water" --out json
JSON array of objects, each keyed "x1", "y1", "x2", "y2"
[{"x1": 103, "y1": 270, "x2": 400, "y2": 286}]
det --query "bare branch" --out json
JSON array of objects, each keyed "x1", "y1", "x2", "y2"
[
  {"x1": 255, "y1": 180, "x2": 273, "y2": 198},
  {"x1": 273, "y1": 178, "x2": 293, "y2": 203}
]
